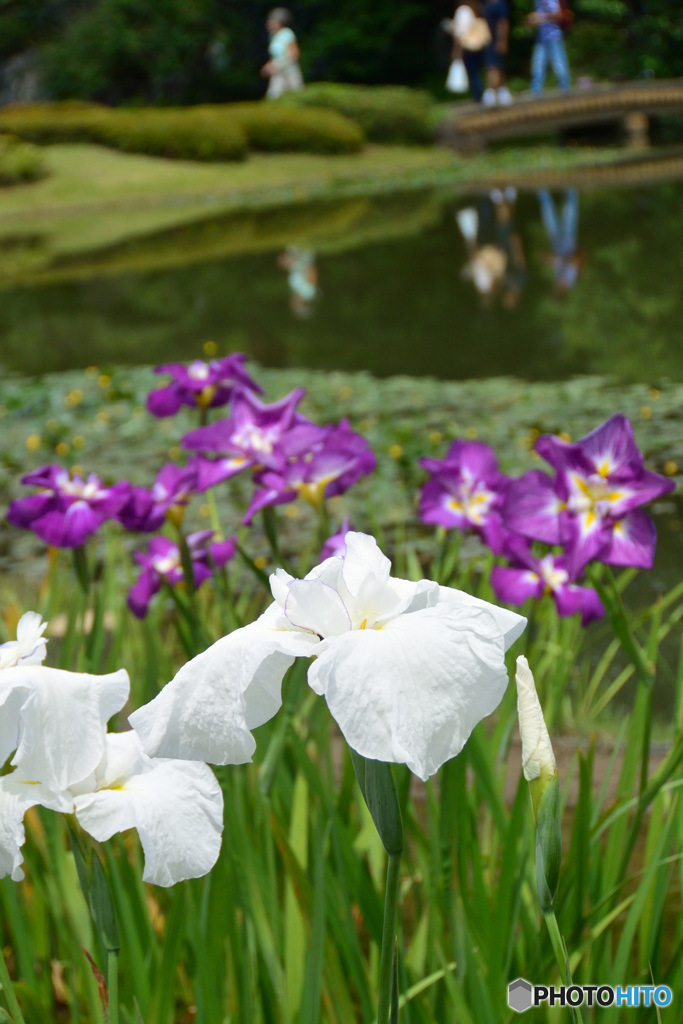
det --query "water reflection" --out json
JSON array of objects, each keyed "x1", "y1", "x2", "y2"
[
  {"x1": 537, "y1": 187, "x2": 586, "y2": 297},
  {"x1": 2, "y1": 170, "x2": 683, "y2": 381},
  {"x1": 457, "y1": 187, "x2": 526, "y2": 309},
  {"x1": 277, "y1": 246, "x2": 318, "y2": 318}
]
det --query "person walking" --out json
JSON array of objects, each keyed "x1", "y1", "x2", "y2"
[
  {"x1": 482, "y1": 1, "x2": 513, "y2": 106},
  {"x1": 262, "y1": 8, "x2": 303, "y2": 99},
  {"x1": 527, "y1": 0, "x2": 571, "y2": 94},
  {"x1": 445, "y1": 2, "x2": 492, "y2": 104}
]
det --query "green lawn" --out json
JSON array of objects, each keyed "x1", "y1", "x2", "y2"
[{"x1": 0, "y1": 141, "x2": 630, "y2": 264}]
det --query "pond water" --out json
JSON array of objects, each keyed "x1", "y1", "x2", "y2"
[{"x1": 1, "y1": 173, "x2": 683, "y2": 382}]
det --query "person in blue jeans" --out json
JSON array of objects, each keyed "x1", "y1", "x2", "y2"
[{"x1": 527, "y1": 0, "x2": 571, "y2": 93}]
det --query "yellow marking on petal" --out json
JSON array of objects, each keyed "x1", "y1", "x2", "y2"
[
  {"x1": 359, "y1": 619, "x2": 368, "y2": 630},
  {"x1": 598, "y1": 461, "x2": 611, "y2": 478},
  {"x1": 196, "y1": 385, "x2": 217, "y2": 410},
  {"x1": 448, "y1": 499, "x2": 463, "y2": 513},
  {"x1": 298, "y1": 481, "x2": 326, "y2": 508},
  {"x1": 585, "y1": 511, "x2": 596, "y2": 528}
]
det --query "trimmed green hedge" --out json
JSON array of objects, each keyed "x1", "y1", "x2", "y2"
[
  {"x1": 0, "y1": 134, "x2": 47, "y2": 186},
  {"x1": 280, "y1": 83, "x2": 435, "y2": 146},
  {"x1": 224, "y1": 103, "x2": 364, "y2": 155},
  {"x1": 0, "y1": 100, "x2": 364, "y2": 162}
]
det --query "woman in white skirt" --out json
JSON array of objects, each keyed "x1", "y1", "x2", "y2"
[{"x1": 262, "y1": 8, "x2": 304, "y2": 99}]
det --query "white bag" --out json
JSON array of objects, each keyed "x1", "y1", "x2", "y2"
[{"x1": 446, "y1": 58, "x2": 468, "y2": 94}]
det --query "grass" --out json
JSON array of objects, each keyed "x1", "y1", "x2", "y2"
[{"x1": 0, "y1": 142, "x2": 633, "y2": 266}]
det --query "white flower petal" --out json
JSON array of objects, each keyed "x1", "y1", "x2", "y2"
[
  {"x1": 15, "y1": 611, "x2": 48, "y2": 665},
  {"x1": 0, "y1": 773, "x2": 71, "y2": 881},
  {"x1": 0, "y1": 611, "x2": 48, "y2": 671},
  {"x1": 309, "y1": 603, "x2": 510, "y2": 780},
  {"x1": 129, "y1": 618, "x2": 318, "y2": 763},
  {"x1": 437, "y1": 585, "x2": 526, "y2": 648},
  {"x1": 341, "y1": 532, "x2": 391, "y2": 593},
  {"x1": 74, "y1": 732, "x2": 224, "y2": 887},
  {"x1": 0, "y1": 777, "x2": 34, "y2": 881},
  {"x1": 284, "y1": 579, "x2": 351, "y2": 637},
  {"x1": 6, "y1": 666, "x2": 129, "y2": 791},
  {"x1": 515, "y1": 656, "x2": 556, "y2": 781},
  {"x1": 269, "y1": 567, "x2": 294, "y2": 608}
]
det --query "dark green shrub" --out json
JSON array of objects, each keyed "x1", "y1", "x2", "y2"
[
  {"x1": 0, "y1": 104, "x2": 248, "y2": 162},
  {"x1": 198, "y1": 103, "x2": 364, "y2": 155},
  {"x1": 100, "y1": 110, "x2": 248, "y2": 162},
  {"x1": 0, "y1": 102, "x2": 108, "y2": 145},
  {"x1": 0, "y1": 134, "x2": 47, "y2": 186},
  {"x1": 280, "y1": 84, "x2": 434, "y2": 146},
  {"x1": 0, "y1": 101, "x2": 362, "y2": 160}
]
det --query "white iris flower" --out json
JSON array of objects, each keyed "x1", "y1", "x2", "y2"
[
  {"x1": 131, "y1": 532, "x2": 526, "y2": 781},
  {"x1": 0, "y1": 612, "x2": 224, "y2": 887}
]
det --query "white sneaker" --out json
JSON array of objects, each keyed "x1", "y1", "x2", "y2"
[
  {"x1": 497, "y1": 86, "x2": 513, "y2": 105},
  {"x1": 482, "y1": 88, "x2": 497, "y2": 106}
]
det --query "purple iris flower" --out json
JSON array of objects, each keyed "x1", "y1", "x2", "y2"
[
  {"x1": 491, "y1": 537, "x2": 605, "y2": 626},
  {"x1": 146, "y1": 354, "x2": 262, "y2": 418},
  {"x1": 7, "y1": 465, "x2": 130, "y2": 548},
  {"x1": 320, "y1": 517, "x2": 353, "y2": 561},
  {"x1": 419, "y1": 440, "x2": 511, "y2": 554},
  {"x1": 183, "y1": 388, "x2": 325, "y2": 489},
  {"x1": 118, "y1": 462, "x2": 198, "y2": 533},
  {"x1": 127, "y1": 531, "x2": 236, "y2": 618},
  {"x1": 243, "y1": 421, "x2": 376, "y2": 524},
  {"x1": 504, "y1": 416, "x2": 675, "y2": 575}
]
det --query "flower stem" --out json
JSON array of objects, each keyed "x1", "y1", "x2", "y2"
[
  {"x1": 0, "y1": 942, "x2": 26, "y2": 1024},
  {"x1": 377, "y1": 852, "x2": 401, "y2": 1024},
  {"x1": 107, "y1": 950, "x2": 119, "y2": 1024},
  {"x1": 543, "y1": 910, "x2": 583, "y2": 1024}
]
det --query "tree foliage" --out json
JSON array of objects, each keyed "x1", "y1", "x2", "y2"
[{"x1": 0, "y1": 0, "x2": 682, "y2": 104}]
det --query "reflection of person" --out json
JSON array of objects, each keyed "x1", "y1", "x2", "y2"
[
  {"x1": 538, "y1": 188, "x2": 586, "y2": 296},
  {"x1": 457, "y1": 189, "x2": 525, "y2": 309},
  {"x1": 278, "y1": 247, "x2": 318, "y2": 318},
  {"x1": 444, "y1": 2, "x2": 491, "y2": 103},
  {"x1": 482, "y1": 1, "x2": 512, "y2": 106},
  {"x1": 527, "y1": 0, "x2": 571, "y2": 93},
  {"x1": 262, "y1": 8, "x2": 303, "y2": 99}
]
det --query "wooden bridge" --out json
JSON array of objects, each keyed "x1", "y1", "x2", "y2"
[{"x1": 439, "y1": 78, "x2": 683, "y2": 153}]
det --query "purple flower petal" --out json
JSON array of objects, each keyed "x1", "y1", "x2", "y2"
[
  {"x1": 32, "y1": 502, "x2": 103, "y2": 548},
  {"x1": 146, "y1": 385, "x2": 186, "y2": 418},
  {"x1": 491, "y1": 566, "x2": 543, "y2": 607},
  {"x1": 560, "y1": 511, "x2": 612, "y2": 577},
  {"x1": 7, "y1": 493, "x2": 55, "y2": 529},
  {"x1": 554, "y1": 584, "x2": 605, "y2": 625},
  {"x1": 601, "y1": 510, "x2": 658, "y2": 569},
  {"x1": 209, "y1": 538, "x2": 237, "y2": 567},
  {"x1": 503, "y1": 470, "x2": 564, "y2": 545},
  {"x1": 128, "y1": 569, "x2": 160, "y2": 618}
]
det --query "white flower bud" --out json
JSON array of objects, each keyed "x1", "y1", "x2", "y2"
[{"x1": 516, "y1": 655, "x2": 556, "y2": 784}]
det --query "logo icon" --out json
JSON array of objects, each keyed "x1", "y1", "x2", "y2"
[{"x1": 508, "y1": 978, "x2": 533, "y2": 1013}]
